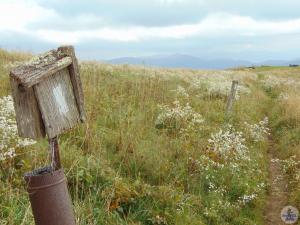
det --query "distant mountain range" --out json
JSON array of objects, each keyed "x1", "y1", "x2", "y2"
[{"x1": 106, "y1": 54, "x2": 300, "y2": 69}]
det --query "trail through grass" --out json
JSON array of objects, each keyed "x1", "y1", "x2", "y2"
[{"x1": 265, "y1": 136, "x2": 288, "y2": 225}]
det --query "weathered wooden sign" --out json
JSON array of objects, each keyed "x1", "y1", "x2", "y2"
[{"x1": 10, "y1": 46, "x2": 85, "y2": 139}]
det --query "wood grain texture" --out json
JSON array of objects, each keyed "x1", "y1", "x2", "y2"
[
  {"x1": 10, "y1": 77, "x2": 45, "y2": 139},
  {"x1": 58, "y1": 46, "x2": 85, "y2": 122},
  {"x1": 11, "y1": 56, "x2": 72, "y2": 88},
  {"x1": 10, "y1": 50, "x2": 58, "y2": 80},
  {"x1": 22, "y1": 57, "x2": 72, "y2": 88},
  {"x1": 34, "y1": 68, "x2": 80, "y2": 138}
]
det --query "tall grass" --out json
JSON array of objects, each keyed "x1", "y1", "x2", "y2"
[
  {"x1": 0, "y1": 49, "x2": 298, "y2": 224},
  {"x1": 259, "y1": 69, "x2": 300, "y2": 209}
]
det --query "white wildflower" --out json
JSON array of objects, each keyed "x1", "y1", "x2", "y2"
[
  {"x1": 262, "y1": 75, "x2": 298, "y2": 89},
  {"x1": 0, "y1": 95, "x2": 36, "y2": 161},
  {"x1": 278, "y1": 92, "x2": 289, "y2": 100},
  {"x1": 173, "y1": 85, "x2": 189, "y2": 98},
  {"x1": 189, "y1": 74, "x2": 250, "y2": 99},
  {"x1": 207, "y1": 125, "x2": 248, "y2": 159},
  {"x1": 239, "y1": 193, "x2": 257, "y2": 204},
  {"x1": 155, "y1": 100, "x2": 204, "y2": 134},
  {"x1": 244, "y1": 117, "x2": 270, "y2": 142}
]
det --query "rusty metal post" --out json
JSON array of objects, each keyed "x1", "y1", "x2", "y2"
[
  {"x1": 24, "y1": 167, "x2": 76, "y2": 225},
  {"x1": 24, "y1": 137, "x2": 76, "y2": 225}
]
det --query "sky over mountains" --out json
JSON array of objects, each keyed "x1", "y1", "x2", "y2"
[{"x1": 1, "y1": 0, "x2": 300, "y2": 63}]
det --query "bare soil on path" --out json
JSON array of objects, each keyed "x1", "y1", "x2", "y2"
[{"x1": 265, "y1": 138, "x2": 289, "y2": 225}]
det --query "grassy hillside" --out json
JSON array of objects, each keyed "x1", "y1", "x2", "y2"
[{"x1": 0, "y1": 49, "x2": 299, "y2": 225}]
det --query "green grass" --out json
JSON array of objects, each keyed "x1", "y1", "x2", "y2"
[{"x1": 0, "y1": 49, "x2": 299, "y2": 225}]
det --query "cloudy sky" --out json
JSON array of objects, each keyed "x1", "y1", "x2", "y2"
[{"x1": 1, "y1": 0, "x2": 300, "y2": 61}]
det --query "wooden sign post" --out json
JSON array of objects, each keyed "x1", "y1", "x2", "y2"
[
  {"x1": 10, "y1": 46, "x2": 85, "y2": 225},
  {"x1": 10, "y1": 46, "x2": 85, "y2": 139},
  {"x1": 226, "y1": 80, "x2": 238, "y2": 115}
]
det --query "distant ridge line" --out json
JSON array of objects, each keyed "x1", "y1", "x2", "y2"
[{"x1": 106, "y1": 54, "x2": 300, "y2": 69}]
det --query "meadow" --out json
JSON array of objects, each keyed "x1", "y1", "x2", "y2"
[{"x1": 0, "y1": 48, "x2": 299, "y2": 225}]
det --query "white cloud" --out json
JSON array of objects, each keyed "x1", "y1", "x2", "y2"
[
  {"x1": 35, "y1": 28, "x2": 140, "y2": 44},
  {"x1": 0, "y1": 0, "x2": 56, "y2": 32},
  {"x1": 0, "y1": 1, "x2": 300, "y2": 45},
  {"x1": 33, "y1": 13, "x2": 300, "y2": 44},
  {"x1": 196, "y1": 13, "x2": 300, "y2": 36}
]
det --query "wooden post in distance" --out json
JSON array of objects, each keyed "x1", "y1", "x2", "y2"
[{"x1": 226, "y1": 80, "x2": 239, "y2": 115}]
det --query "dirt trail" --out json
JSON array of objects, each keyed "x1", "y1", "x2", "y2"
[{"x1": 265, "y1": 137, "x2": 289, "y2": 225}]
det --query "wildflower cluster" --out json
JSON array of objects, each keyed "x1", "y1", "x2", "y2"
[
  {"x1": 149, "y1": 215, "x2": 167, "y2": 225},
  {"x1": 272, "y1": 156, "x2": 300, "y2": 185},
  {"x1": 278, "y1": 92, "x2": 289, "y2": 101},
  {"x1": 188, "y1": 153, "x2": 266, "y2": 221},
  {"x1": 207, "y1": 125, "x2": 248, "y2": 160},
  {"x1": 155, "y1": 100, "x2": 204, "y2": 134},
  {"x1": 204, "y1": 80, "x2": 232, "y2": 97},
  {"x1": 189, "y1": 75, "x2": 250, "y2": 99},
  {"x1": 172, "y1": 85, "x2": 189, "y2": 98},
  {"x1": 238, "y1": 193, "x2": 257, "y2": 205},
  {"x1": 0, "y1": 95, "x2": 36, "y2": 161},
  {"x1": 262, "y1": 75, "x2": 298, "y2": 89},
  {"x1": 244, "y1": 117, "x2": 270, "y2": 142}
]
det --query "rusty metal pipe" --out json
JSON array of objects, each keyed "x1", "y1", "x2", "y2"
[{"x1": 24, "y1": 167, "x2": 76, "y2": 225}]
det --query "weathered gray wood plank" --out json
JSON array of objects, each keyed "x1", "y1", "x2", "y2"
[
  {"x1": 34, "y1": 68, "x2": 80, "y2": 138},
  {"x1": 10, "y1": 77, "x2": 45, "y2": 139},
  {"x1": 58, "y1": 46, "x2": 85, "y2": 122},
  {"x1": 11, "y1": 56, "x2": 72, "y2": 88},
  {"x1": 10, "y1": 50, "x2": 59, "y2": 80}
]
